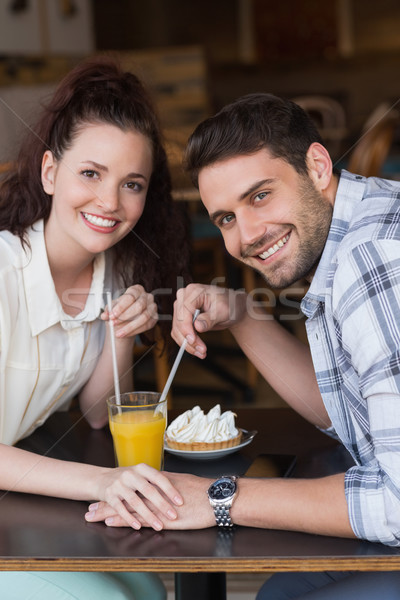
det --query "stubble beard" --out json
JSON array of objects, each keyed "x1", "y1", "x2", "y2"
[{"x1": 250, "y1": 176, "x2": 333, "y2": 290}]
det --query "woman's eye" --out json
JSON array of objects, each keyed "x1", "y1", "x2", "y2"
[
  {"x1": 125, "y1": 181, "x2": 143, "y2": 192},
  {"x1": 81, "y1": 169, "x2": 98, "y2": 179}
]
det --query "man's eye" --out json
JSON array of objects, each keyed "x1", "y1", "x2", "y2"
[
  {"x1": 221, "y1": 214, "x2": 234, "y2": 226},
  {"x1": 254, "y1": 191, "x2": 268, "y2": 202}
]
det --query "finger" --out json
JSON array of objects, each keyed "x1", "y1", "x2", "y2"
[
  {"x1": 105, "y1": 514, "x2": 139, "y2": 527},
  {"x1": 90, "y1": 466, "x2": 183, "y2": 512},
  {"x1": 124, "y1": 465, "x2": 182, "y2": 518},
  {"x1": 172, "y1": 290, "x2": 207, "y2": 356},
  {"x1": 126, "y1": 466, "x2": 182, "y2": 517},
  {"x1": 114, "y1": 307, "x2": 158, "y2": 338},
  {"x1": 107, "y1": 497, "x2": 143, "y2": 530},
  {"x1": 172, "y1": 289, "x2": 197, "y2": 340},
  {"x1": 86, "y1": 503, "x2": 145, "y2": 529},
  {"x1": 118, "y1": 296, "x2": 158, "y2": 325},
  {"x1": 123, "y1": 463, "x2": 184, "y2": 503},
  {"x1": 110, "y1": 286, "x2": 143, "y2": 319},
  {"x1": 109, "y1": 289, "x2": 157, "y2": 337},
  {"x1": 117, "y1": 486, "x2": 165, "y2": 530},
  {"x1": 102, "y1": 469, "x2": 174, "y2": 530},
  {"x1": 86, "y1": 501, "x2": 115, "y2": 521},
  {"x1": 100, "y1": 306, "x2": 110, "y2": 321},
  {"x1": 85, "y1": 504, "x2": 152, "y2": 529},
  {"x1": 171, "y1": 330, "x2": 207, "y2": 359},
  {"x1": 102, "y1": 483, "x2": 162, "y2": 531},
  {"x1": 112, "y1": 288, "x2": 157, "y2": 325},
  {"x1": 151, "y1": 469, "x2": 184, "y2": 507},
  {"x1": 85, "y1": 501, "x2": 137, "y2": 527}
]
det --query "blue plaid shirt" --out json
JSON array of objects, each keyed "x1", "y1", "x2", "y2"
[{"x1": 301, "y1": 170, "x2": 400, "y2": 546}]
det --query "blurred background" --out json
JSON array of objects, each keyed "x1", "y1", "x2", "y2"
[
  {"x1": 1, "y1": 0, "x2": 400, "y2": 168},
  {"x1": 1, "y1": 0, "x2": 400, "y2": 409},
  {"x1": 1, "y1": 5, "x2": 399, "y2": 595}
]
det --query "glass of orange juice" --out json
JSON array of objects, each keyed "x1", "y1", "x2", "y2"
[{"x1": 107, "y1": 392, "x2": 167, "y2": 470}]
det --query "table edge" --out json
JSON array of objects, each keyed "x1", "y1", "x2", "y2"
[{"x1": 1, "y1": 557, "x2": 399, "y2": 572}]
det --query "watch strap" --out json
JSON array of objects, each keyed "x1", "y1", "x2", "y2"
[{"x1": 213, "y1": 504, "x2": 234, "y2": 527}]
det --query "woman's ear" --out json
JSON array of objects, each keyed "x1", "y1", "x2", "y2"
[
  {"x1": 306, "y1": 142, "x2": 333, "y2": 193},
  {"x1": 41, "y1": 150, "x2": 56, "y2": 195}
]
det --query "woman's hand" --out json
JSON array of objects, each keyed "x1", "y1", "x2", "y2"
[
  {"x1": 88, "y1": 464, "x2": 184, "y2": 531},
  {"x1": 85, "y1": 472, "x2": 215, "y2": 530},
  {"x1": 80, "y1": 285, "x2": 157, "y2": 427},
  {"x1": 102, "y1": 285, "x2": 158, "y2": 338}
]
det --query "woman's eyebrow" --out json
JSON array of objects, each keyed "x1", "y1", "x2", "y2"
[{"x1": 81, "y1": 160, "x2": 149, "y2": 181}]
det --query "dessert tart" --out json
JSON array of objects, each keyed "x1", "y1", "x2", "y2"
[
  {"x1": 165, "y1": 404, "x2": 242, "y2": 451},
  {"x1": 165, "y1": 429, "x2": 243, "y2": 451}
]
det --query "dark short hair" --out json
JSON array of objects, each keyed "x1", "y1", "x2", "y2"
[{"x1": 184, "y1": 93, "x2": 323, "y2": 187}]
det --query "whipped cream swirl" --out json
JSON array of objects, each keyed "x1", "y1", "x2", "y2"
[{"x1": 166, "y1": 404, "x2": 239, "y2": 443}]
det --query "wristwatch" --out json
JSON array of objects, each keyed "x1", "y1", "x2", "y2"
[{"x1": 207, "y1": 475, "x2": 239, "y2": 527}]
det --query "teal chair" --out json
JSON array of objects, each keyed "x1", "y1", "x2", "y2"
[{"x1": 0, "y1": 572, "x2": 166, "y2": 600}]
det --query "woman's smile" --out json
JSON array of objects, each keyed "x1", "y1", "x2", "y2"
[{"x1": 81, "y1": 211, "x2": 121, "y2": 233}]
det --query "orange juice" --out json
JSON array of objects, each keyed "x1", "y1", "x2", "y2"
[{"x1": 109, "y1": 410, "x2": 166, "y2": 469}]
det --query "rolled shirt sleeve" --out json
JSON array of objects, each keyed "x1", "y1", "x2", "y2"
[
  {"x1": 333, "y1": 239, "x2": 400, "y2": 545},
  {"x1": 303, "y1": 172, "x2": 400, "y2": 546}
]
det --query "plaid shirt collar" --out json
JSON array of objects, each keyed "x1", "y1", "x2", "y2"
[{"x1": 301, "y1": 170, "x2": 367, "y2": 318}]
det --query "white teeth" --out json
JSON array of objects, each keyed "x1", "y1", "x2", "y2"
[
  {"x1": 83, "y1": 213, "x2": 117, "y2": 228},
  {"x1": 258, "y1": 234, "x2": 289, "y2": 260}
]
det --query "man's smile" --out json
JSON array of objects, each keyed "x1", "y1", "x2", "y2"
[
  {"x1": 242, "y1": 231, "x2": 291, "y2": 262},
  {"x1": 257, "y1": 233, "x2": 290, "y2": 260}
]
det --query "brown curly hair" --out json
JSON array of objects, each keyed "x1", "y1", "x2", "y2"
[{"x1": 0, "y1": 56, "x2": 190, "y2": 347}]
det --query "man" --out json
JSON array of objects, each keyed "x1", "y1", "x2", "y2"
[{"x1": 88, "y1": 94, "x2": 400, "y2": 598}]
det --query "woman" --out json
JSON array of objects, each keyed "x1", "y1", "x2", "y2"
[{"x1": 0, "y1": 56, "x2": 189, "y2": 599}]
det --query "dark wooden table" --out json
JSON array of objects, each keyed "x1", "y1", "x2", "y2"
[{"x1": 1, "y1": 407, "x2": 399, "y2": 600}]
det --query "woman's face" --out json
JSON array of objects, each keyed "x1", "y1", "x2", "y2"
[{"x1": 42, "y1": 122, "x2": 153, "y2": 260}]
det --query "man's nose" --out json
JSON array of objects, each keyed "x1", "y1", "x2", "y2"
[{"x1": 238, "y1": 214, "x2": 266, "y2": 248}]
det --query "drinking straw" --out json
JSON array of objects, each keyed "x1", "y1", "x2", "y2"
[
  {"x1": 159, "y1": 309, "x2": 201, "y2": 403},
  {"x1": 106, "y1": 291, "x2": 121, "y2": 405}
]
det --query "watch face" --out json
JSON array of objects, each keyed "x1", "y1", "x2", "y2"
[{"x1": 209, "y1": 477, "x2": 237, "y2": 501}]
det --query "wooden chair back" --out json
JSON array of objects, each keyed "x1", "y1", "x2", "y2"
[
  {"x1": 292, "y1": 95, "x2": 347, "y2": 159},
  {"x1": 0, "y1": 161, "x2": 13, "y2": 174},
  {"x1": 348, "y1": 105, "x2": 399, "y2": 177}
]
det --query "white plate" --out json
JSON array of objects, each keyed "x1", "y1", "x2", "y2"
[{"x1": 164, "y1": 429, "x2": 257, "y2": 460}]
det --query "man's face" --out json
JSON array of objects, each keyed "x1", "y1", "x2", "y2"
[{"x1": 198, "y1": 147, "x2": 334, "y2": 289}]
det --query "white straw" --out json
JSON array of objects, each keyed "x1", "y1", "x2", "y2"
[
  {"x1": 107, "y1": 291, "x2": 121, "y2": 405},
  {"x1": 160, "y1": 309, "x2": 200, "y2": 402}
]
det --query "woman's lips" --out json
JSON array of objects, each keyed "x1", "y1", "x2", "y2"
[{"x1": 81, "y1": 211, "x2": 121, "y2": 233}]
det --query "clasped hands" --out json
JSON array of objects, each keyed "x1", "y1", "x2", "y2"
[{"x1": 85, "y1": 468, "x2": 215, "y2": 531}]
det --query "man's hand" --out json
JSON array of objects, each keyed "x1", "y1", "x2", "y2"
[{"x1": 172, "y1": 283, "x2": 248, "y2": 358}]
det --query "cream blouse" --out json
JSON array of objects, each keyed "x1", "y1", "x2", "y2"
[{"x1": 0, "y1": 221, "x2": 110, "y2": 445}]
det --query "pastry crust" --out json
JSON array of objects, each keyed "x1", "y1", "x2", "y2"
[{"x1": 165, "y1": 429, "x2": 243, "y2": 451}]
